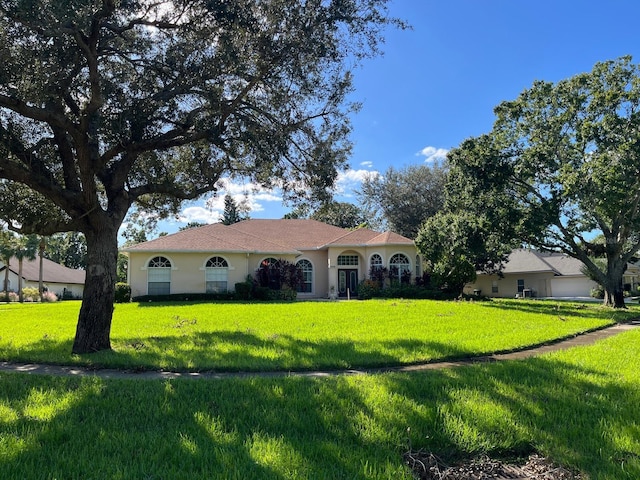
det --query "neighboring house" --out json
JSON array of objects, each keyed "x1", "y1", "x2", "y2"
[
  {"x1": 0, "y1": 256, "x2": 86, "y2": 299},
  {"x1": 464, "y1": 249, "x2": 595, "y2": 298},
  {"x1": 122, "y1": 219, "x2": 419, "y2": 299},
  {"x1": 464, "y1": 248, "x2": 640, "y2": 299}
]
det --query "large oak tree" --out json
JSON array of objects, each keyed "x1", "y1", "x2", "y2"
[
  {"x1": 0, "y1": 0, "x2": 399, "y2": 352},
  {"x1": 443, "y1": 57, "x2": 640, "y2": 308}
]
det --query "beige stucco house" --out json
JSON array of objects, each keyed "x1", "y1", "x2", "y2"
[
  {"x1": 123, "y1": 219, "x2": 419, "y2": 299},
  {"x1": 464, "y1": 248, "x2": 640, "y2": 298},
  {"x1": 0, "y1": 255, "x2": 85, "y2": 299}
]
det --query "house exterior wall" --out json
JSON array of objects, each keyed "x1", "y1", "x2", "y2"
[
  {"x1": 465, "y1": 273, "x2": 553, "y2": 298},
  {"x1": 327, "y1": 245, "x2": 419, "y2": 296},
  {"x1": 128, "y1": 251, "x2": 304, "y2": 297},
  {"x1": 127, "y1": 244, "x2": 419, "y2": 299},
  {"x1": 1, "y1": 269, "x2": 83, "y2": 299}
]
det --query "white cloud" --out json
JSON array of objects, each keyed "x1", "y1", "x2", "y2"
[
  {"x1": 335, "y1": 168, "x2": 380, "y2": 196},
  {"x1": 417, "y1": 146, "x2": 449, "y2": 163},
  {"x1": 202, "y1": 177, "x2": 283, "y2": 216},
  {"x1": 178, "y1": 206, "x2": 221, "y2": 224},
  {"x1": 360, "y1": 160, "x2": 373, "y2": 168}
]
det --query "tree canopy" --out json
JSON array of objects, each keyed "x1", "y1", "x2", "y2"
[
  {"x1": 441, "y1": 56, "x2": 640, "y2": 307},
  {"x1": 358, "y1": 163, "x2": 447, "y2": 238},
  {"x1": 0, "y1": 0, "x2": 400, "y2": 352},
  {"x1": 310, "y1": 201, "x2": 367, "y2": 229}
]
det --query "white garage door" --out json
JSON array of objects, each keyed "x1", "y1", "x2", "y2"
[{"x1": 550, "y1": 277, "x2": 596, "y2": 297}]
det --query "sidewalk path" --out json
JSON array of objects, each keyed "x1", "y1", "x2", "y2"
[{"x1": 1, "y1": 322, "x2": 638, "y2": 381}]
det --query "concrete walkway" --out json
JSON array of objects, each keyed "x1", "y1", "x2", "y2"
[{"x1": 1, "y1": 321, "x2": 638, "y2": 381}]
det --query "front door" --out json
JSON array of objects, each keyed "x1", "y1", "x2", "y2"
[{"x1": 338, "y1": 269, "x2": 358, "y2": 297}]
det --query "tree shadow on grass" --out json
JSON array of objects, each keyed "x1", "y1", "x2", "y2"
[
  {"x1": 0, "y1": 371, "x2": 411, "y2": 479},
  {"x1": 379, "y1": 350, "x2": 640, "y2": 479},
  {"x1": 0, "y1": 332, "x2": 638, "y2": 479},
  {"x1": 477, "y1": 298, "x2": 638, "y2": 322}
]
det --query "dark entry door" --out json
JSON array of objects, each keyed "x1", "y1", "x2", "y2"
[{"x1": 338, "y1": 269, "x2": 358, "y2": 297}]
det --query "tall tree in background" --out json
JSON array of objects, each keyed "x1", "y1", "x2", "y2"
[
  {"x1": 0, "y1": 0, "x2": 399, "y2": 351},
  {"x1": 310, "y1": 201, "x2": 367, "y2": 229},
  {"x1": 221, "y1": 194, "x2": 248, "y2": 225},
  {"x1": 444, "y1": 57, "x2": 640, "y2": 308},
  {"x1": 358, "y1": 164, "x2": 447, "y2": 238},
  {"x1": 44, "y1": 232, "x2": 87, "y2": 270}
]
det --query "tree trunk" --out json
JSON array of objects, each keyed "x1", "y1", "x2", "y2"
[
  {"x1": 602, "y1": 264, "x2": 626, "y2": 309},
  {"x1": 72, "y1": 226, "x2": 119, "y2": 354},
  {"x1": 3, "y1": 259, "x2": 9, "y2": 299},
  {"x1": 603, "y1": 287, "x2": 626, "y2": 308},
  {"x1": 18, "y1": 258, "x2": 23, "y2": 303}
]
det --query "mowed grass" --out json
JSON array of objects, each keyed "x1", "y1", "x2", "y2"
[
  {"x1": 0, "y1": 319, "x2": 638, "y2": 479},
  {"x1": 0, "y1": 299, "x2": 637, "y2": 372}
]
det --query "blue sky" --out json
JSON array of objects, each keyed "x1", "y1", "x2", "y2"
[{"x1": 156, "y1": 0, "x2": 640, "y2": 235}]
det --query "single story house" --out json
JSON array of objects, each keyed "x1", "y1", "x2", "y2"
[
  {"x1": 464, "y1": 248, "x2": 640, "y2": 298},
  {"x1": 122, "y1": 219, "x2": 419, "y2": 299},
  {"x1": 0, "y1": 255, "x2": 86, "y2": 299}
]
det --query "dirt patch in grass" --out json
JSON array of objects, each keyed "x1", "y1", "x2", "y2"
[{"x1": 404, "y1": 450, "x2": 583, "y2": 479}]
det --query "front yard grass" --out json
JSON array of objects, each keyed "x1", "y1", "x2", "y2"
[
  {"x1": 0, "y1": 298, "x2": 636, "y2": 372},
  {"x1": 0, "y1": 316, "x2": 638, "y2": 479}
]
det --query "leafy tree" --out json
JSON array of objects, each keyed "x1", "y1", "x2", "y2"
[
  {"x1": 310, "y1": 201, "x2": 368, "y2": 229},
  {"x1": 445, "y1": 57, "x2": 640, "y2": 308},
  {"x1": 358, "y1": 163, "x2": 447, "y2": 238},
  {"x1": 44, "y1": 232, "x2": 87, "y2": 270},
  {"x1": 0, "y1": 1, "x2": 398, "y2": 352},
  {"x1": 179, "y1": 222, "x2": 207, "y2": 231},
  {"x1": 416, "y1": 212, "x2": 513, "y2": 295},
  {"x1": 221, "y1": 194, "x2": 248, "y2": 225}
]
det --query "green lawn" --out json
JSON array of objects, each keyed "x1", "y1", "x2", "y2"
[
  {"x1": 0, "y1": 298, "x2": 635, "y2": 372},
  {"x1": 0, "y1": 314, "x2": 638, "y2": 479}
]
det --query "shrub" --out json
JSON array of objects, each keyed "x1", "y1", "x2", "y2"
[
  {"x1": 22, "y1": 287, "x2": 40, "y2": 302},
  {"x1": 234, "y1": 280, "x2": 253, "y2": 300},
  {"x1": 590, "y1": 285, "x2": 605, "y2": 299},
  {"x1": 114, "y1": 283, "x2": 132, "y2": 303},
  {"x1": 42, "y1": 291, "x2": 58, "y2": 302},
  {"x1": 0, "y1": 291, "x2": 19, "y2": 303},
  {"x1": 357, "y1": 279, "x2": 381, "y2": 300}
]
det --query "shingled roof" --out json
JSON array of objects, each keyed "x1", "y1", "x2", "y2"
[
  {"x1": 123, "y1": 219, "x2": 414, "y2": 253},
  {"x1": 502, "y1": 249, "x2": 585, "y2": 276},
  {"x1": 1, "y1": 256, "x2": 85, "y2": 284}
]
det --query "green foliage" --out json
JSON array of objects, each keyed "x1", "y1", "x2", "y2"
[
  {"x1": 357, "y1": 279, "x2": 382, "y2": 300},
  {"x1": 358, "y1": 163, "x2": 448, "y2": 238},
  {"x1": 114, "y1": 283, "x2": 131, "y2": 303},
  {"x1": 0, "y1": 0, "x2": 401, "y2": 351},
  {"x1": 221, "y1": 194, "x2": 249, "y2": 225},
  {"x1": 43, "y1": 232, "x2": 87, "y2": 270},
  {"x1": 310, "y1": 201, "x2": 369, "y2": 229},
  {"x1": 416, "y1": 212, "x2": 511, "y2": 295},
  {"x1": 445, "y1": 56, "x2": 640, "y2": 307}
]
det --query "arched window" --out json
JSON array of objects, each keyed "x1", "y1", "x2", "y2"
[
  {"x1": 205, "y1": 256, "x2": 229, "y2": 293},
  {"x1": 370, "y1": 254, "x2": 383, "y2": 269},
  {"x1": 147, "y1": 256, "x2": 171, "y2": 295},
  {"x1": 389, "y1": 253, "x2": 411, "y2": 284},
  {"x1": 296, "y1": 259, "x2": 313, "y2": 293}
]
